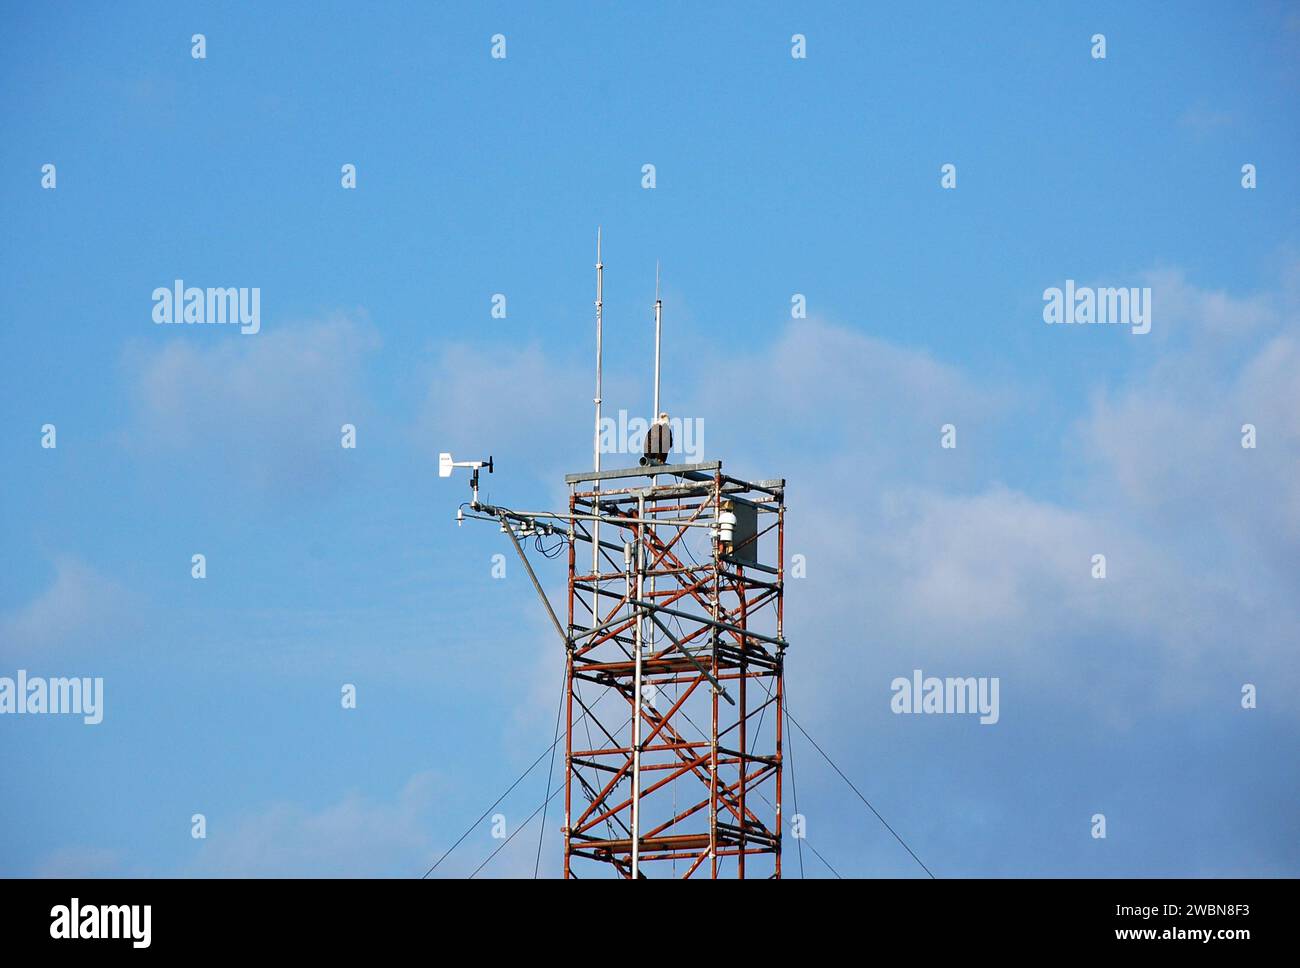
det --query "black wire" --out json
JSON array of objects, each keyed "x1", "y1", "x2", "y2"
[
  {"x1": 471, "y1": 713, "x2": 633, "y2": 879},
  {"x1": 470, "y1": 784, "x2": 564, "y2": 879},
  {"x1": 783, "y1": 705, "x2": 936, "y2": 879},
  {"x1": 533, "y1": 531, "x2": 566, "y2": 558},
  {"x1": 641, "y1": 671, "x2": 831, "y2": 880},
  {"x1": 486, "y1": 502, "x2": 565, "y2": 559},
  {"x1": 534, "y1": 660, "x2": 567, "y2": 877},
  {"x1": 421, "y1": 690, "x2": 607, "y2": 879},
  {"x1": 637, "y1": 494, "x2": 909, "y2": 880},
  {"x1": 420, "y1": 744, "x2": 552, "y2": 879},
  {"x1": 803, "y1": 838, "x2": 843, "y2": 878},
  {"x1": 785, "y1": 692, "x2": 806, "y2": 879},
  {"x1": 460, "y1": 488, "x2": 920, "y2": 881}
]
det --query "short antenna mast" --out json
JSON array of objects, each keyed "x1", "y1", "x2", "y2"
[{"x1": 653, "y1": 260, "x2": 662, "y2": 419}]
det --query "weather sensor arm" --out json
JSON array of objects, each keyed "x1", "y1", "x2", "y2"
[{"x1": 439, "y1": 452, "x2": 493, "y2": 507}]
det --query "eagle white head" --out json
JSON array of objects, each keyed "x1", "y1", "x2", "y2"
[{"x1": 656, "y1": 411, "x2": 669, "y2": 424}]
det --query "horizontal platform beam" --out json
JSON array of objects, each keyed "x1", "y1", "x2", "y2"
[{"x1": 565, "y1": 461, "x2": 721, "y2": 485}]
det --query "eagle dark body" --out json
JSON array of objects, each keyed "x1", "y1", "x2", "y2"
[{"x1": 643, "y1": 419, "x2": 673, "y2": 465}]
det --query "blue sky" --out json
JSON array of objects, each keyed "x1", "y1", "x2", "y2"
[{"x1": 1, "y1": 1, "x2": 1297, "y2": 877}]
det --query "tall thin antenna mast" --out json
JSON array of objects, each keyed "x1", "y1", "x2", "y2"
[
  {"x1": 594, "y1": 228, "x2": 603, "y2": 475},
  {"x1": 639, "y1": 263, "x2": 663, "y2": 879},
  {"x1": 653, "y1": 261, "x2": 662, "y2": 419},
  {"x1": 592, "y1": 229, "x2": 603, "y2": 583}
]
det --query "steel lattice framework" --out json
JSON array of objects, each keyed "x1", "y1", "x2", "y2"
[{"x1": 561, "y1": 460, "x2": 787, "y2": 878}]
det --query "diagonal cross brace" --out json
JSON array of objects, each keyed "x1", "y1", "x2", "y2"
[{"x1": 497, "y1": 512, "x2": 571, "y2": 652}]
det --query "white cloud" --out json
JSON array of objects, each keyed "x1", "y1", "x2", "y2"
[
  {"x1": 24, "y1": 267, "x2": 1291, "y2": 880},
  {"x1": 1082, "y1": 267, "x2": 1300, "y2": 549},
  {"x1": 191, "y1": 772, "x2": 442, "y2": 877},
  {"x1": 0, "y1": 555, "x2": 128, "y2": 656},
  {"x1": 419, "y1": 340, "x2": 591, "y2": 481},
  {"x1": 1177, "y1": 105, "x2": 1236, "y2": 139},
  {"x1": 439, "y1": 269, "x2": 1300, "y2": 726},
  {"x1": 124, "y1": 314, "x2": 378, "y2": 493},
  {"x1": 694, "y1": 318, "x2": 1008, "y2": 481},
  {"x1": 1141, "y1": 266, "x2": 1279, "y2": 339},
  {"x1": 35, "y1": 846, "x2": 127, "y2": 878}
]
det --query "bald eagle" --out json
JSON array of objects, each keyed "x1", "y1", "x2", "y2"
[{"x1": 641, "y1": 412, "x2": 672, "y2": 465}]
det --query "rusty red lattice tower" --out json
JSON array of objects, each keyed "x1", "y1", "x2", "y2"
[
  {"x1": 444, "y1": 237, "x2": 791, "y2": 877},
  {"x1": 561, "y1": 461, "x2": 787, "y2": 878}
]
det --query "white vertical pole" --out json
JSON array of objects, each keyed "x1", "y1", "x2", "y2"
[
  {"x1": 653, "y1": 261, "x2": 661, "y2": 420},
  {"x1": 631, "y1": 492, "x2": 645, "y2": 877},
  {"x1": 594, "y1": 228, "x2": 603, "y2": 476},
  {"x1": 592, "y1": 229, "x2": 603, "y2": 586},
  {"x1": 644, "y1": 268, "x2": 661, "y2": 875}
]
